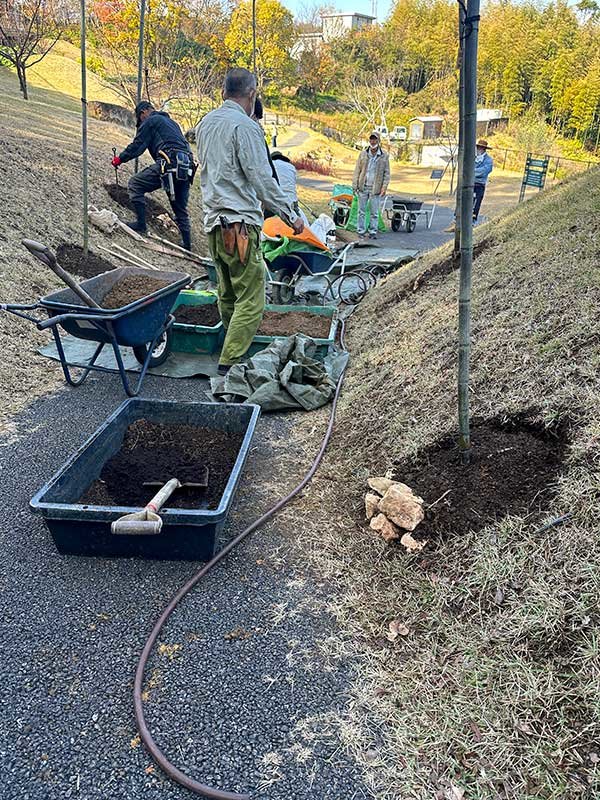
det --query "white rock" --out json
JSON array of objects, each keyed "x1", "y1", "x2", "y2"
[
  {"x1": 369, "y1": 513, "x2": 400, "y2": 542},
  {"x1": 379, "y1": 484, "x2": 425, "y2": 531}
]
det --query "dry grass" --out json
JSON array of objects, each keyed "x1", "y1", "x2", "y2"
[
  {"x1": 289, "y1": 167, "x2": 600, "y2": 799},
  {"x1": 0, "y1": 69, "x2": 207, "y2": 431}
]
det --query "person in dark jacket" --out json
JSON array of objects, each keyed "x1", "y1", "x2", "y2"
[{"x1": 111, "y1": 101, "x2": 194, "y2": 250}]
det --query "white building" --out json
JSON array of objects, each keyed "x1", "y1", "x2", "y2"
[{"x1": 321, "y1": 12, "x2": 375, "y2": 42}]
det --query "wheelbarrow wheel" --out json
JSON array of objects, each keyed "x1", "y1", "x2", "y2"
[
  {"x1": 133, "y1": 328, "x2": 172, "y2": 368},
  {"x1": 407, "y1": 213, "x2": 417, "y2": 233},
  {"x1": 271, "y1": 269, "x2": 295, "y2": 305},
  {"x1": 391, "y1": 215, "x2": 402, "y2": 232}
]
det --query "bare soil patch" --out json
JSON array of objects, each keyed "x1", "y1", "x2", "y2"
[
  {"x1": 56, "y1": 243, "x2": 116, "y2": 279},
  {"x1": 101, "y1": 274, "x2": 171, "y2": 308},
  {"x1": 258, "y1": 310, "x2": 331, "y2": 338},
  {"x1": 104, "y1": 182, "x2": 171, "y2": 223},
  {"x1": 174, "y1": 303, "x2": 221, "y2": 326},
  {"x1": 392, "y1": 415, "x2": 568, "y2": 541},
  {"x1": 80, "y1": 419, "x2": 245, "y2": 510}
]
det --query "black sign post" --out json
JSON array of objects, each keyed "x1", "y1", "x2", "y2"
[{"x1": 519, "y1": 154, "x2": 550, "y2": 202}]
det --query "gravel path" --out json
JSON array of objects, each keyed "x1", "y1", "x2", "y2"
[{"x1": 0, "y1": 373, "x2": 371, "y2": 799}]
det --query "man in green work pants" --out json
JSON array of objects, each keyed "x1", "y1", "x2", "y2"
[
  {"x1": 207, "y1": 225, "x2": 265, "y2": 366},
  {"x1": 196, "y1": 67, "x2": 303, "y2": 374}
]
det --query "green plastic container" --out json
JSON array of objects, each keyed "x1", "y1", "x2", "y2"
[
  {"x1": 247, "y1": 304, "x2": 338, "y2": 361},
  {"x1": 170, "y1": 289, "x2": 224, "y2": 355}
]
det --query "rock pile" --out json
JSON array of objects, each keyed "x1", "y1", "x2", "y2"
[{"x1": 365, "y1": 475, "x2": 426, "y2": 550}]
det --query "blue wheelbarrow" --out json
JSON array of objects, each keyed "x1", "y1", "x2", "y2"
[{"x1": 1, "y1": 240, "x2": 190, "y2": 397}]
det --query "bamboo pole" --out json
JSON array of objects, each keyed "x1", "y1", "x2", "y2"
[
  {"x1": 134, "y1": 0, "x2": 147, "y2": 174},
  {"x1": 453, "y1": 2, "x2": 464, "y2": 265},
  {"x1": 80, "y1": 0, "x2": 89, "y2": 258},
  {"x1": 457, "y1": 0, "x2": 480, "y2": 465},
  {"x1": 252, "y1": 0, "x2": 257, "y2": 78}
]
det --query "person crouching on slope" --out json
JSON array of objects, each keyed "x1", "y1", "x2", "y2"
[{"x1": 111, "y1": 101, "x2": 195, "y2": 251}]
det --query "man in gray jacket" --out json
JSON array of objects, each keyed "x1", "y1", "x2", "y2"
[
  {"x1": 352, "y1": 131, "x2": 390, "y2": 239},
  {"x1": 196, "y1": 68, "x2": 303, "y2": 374}
]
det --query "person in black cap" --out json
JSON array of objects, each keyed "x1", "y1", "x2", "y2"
[{"x1": 111, "y1": 101, "x2": 194, "y2": 250}]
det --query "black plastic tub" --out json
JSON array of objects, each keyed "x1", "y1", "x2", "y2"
[{"x1": 30, "y1": 399, "x2": 260, "y2": 560}]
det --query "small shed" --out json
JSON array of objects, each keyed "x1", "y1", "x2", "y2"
[
  {"x1": 408, "y1": 116, "x2": 444, "y2": 141},
  {"x1": 476, "y1": 108, "x2": 509, "y2": 136}
]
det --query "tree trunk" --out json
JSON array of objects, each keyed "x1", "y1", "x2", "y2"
[{"x1": 17, "y1": 62, "x2": 29, "y2": 100}]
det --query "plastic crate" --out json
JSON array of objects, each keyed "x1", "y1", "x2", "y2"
[
  {"x1": 30, "y1": 399, "x2": 260, "y2": 561},
  {"x1": 170, "y1": 289, "x2": 224, "y2": 355},
  {"x1": 247, "y1": 304, "x2": 338, "y2": 361}
]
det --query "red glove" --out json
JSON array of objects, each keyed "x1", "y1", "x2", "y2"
[{"x1": 111, "y1": 156, "x2": 121, "y2": 167}]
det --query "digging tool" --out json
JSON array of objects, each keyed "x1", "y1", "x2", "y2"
[
  {"x1": 21, "y1": 239, "x2": 101, "y2": 309},
  {"x1": 142, "y1": 466, "x2": 209, "y2": 490},
  {"x1": 112, "y1": 147, "x2": 120, "y2": 186},
  {"x1": 111, "y1": 478, "x2": 182, "y2": 535}
]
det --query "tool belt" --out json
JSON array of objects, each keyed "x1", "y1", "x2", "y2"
[
  {"x1": 219, "y1": 216, "x2": 250, "y2": 265},
  {"x1": 158, "y1": 149, "x2": 197, "y2": 200}
]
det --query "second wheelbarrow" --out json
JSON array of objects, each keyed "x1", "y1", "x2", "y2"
[{"x1": 2, "y1": 261, "x2": 190, "y2": 397}]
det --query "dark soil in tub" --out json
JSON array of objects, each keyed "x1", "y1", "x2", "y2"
[
  {"x1": 257, "y1": 310, "x2": 331, "y2": 339},
  {"x1": 174, "y1": 303, "x2": 221, "y2": 326},
  {"x1": 101, "y1": 274, "x2": 171, "y2": 308},
  {"x1": 80, "y1": 419, "x2": 245, "y2": 510},
  {"x1": 56, "y1": 244, "x2": 116, "y2": 279},
  {"x1": 391, "y1": 415, "x2": 568, "y2": 542}
]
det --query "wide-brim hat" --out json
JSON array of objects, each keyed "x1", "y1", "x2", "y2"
[{"x1": 476, "y1": 139, "x2": 492, "y2": 149}]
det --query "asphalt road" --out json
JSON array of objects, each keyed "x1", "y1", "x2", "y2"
[{"x1": 0, "y1": 371, "x2": 371, "y2": 799}]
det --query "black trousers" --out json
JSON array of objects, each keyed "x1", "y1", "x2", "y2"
[
  {"x1": 128, "y1": 161, "x2": 191, "y2": 240},
  {"x1": 473, "y1": 182, "x2": 486, "y2": 220}
]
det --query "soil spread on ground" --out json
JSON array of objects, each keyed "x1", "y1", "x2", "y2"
[
  {"x1": 80, "y1": 419, "x2": 245, "y2": 510},
  {"x1": 56, "y1": 244, "x2": 116, "y2": 280},
  {"x1": 174, "y1": 303, "x2": 221, "y2": 327},
  {"x1": 257, "y1": 310, "x2": 331, "y2": 339},
  {"x1": 392, "y1": 417, "x2": 567, "y2": 540},
  {"x1": 104, "y1": 182, "x2": 170, "y2": 220},
  {"x1": 101, "y1": 274, "x2": 171, "y2": 308}
]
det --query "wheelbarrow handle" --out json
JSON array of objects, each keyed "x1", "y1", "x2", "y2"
[
  {"x1": 0, "y1": 302, "x2": 44, "y2": 325},
  {"x1": 37, "y1": 311, "x2": 112, "y2": 331}
]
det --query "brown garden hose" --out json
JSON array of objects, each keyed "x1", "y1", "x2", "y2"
[{"x1": 133, "y1": 317, "x2": 351, "y2": 799}]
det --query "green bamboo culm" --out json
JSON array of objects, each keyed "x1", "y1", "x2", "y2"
[
  {"x1": 457, "y1": 0, "x2": 480, "y2": 465},
  {"x1": 80, "y1": 0, "x2": 89, "y2": 258},
  {"x1": 453, "y1": 3, "x2": 464, "y2": 265}
]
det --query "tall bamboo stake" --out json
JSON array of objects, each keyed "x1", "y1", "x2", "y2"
[
  {"x1": 457, "y1": 0, "x2": 480, "y2": 464},
  {"x1": 80, "y1": 0, "x2": 89, "y2": 258},
  {"x1": 453, "y1": 3, "x2": 464, "y2": 265},
  {"x1": 252, "y1": 0, "x2": 257, "y2": 78},
  {"x1": 134, "y1": 0, "x2": 147, "y2": 174}
]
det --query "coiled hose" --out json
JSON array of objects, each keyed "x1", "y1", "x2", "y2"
[{"x1": 134, "y1": 316, "x2": 352, "y2": 799}]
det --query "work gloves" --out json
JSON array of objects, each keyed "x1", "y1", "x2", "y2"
[{"x1": 111, "y1": 156, "x2": 122, "y2": 167}]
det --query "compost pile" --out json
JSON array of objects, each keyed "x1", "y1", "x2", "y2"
[
  {"x1": 80, "y1": 420, "x2": 245, "y2": 509},
  {"x1": 101, "y1": 275, "x2": 171, "y2": 308},
  {"x1": 174, "y1": 304, "x2": 221, "y2": 326},
  {"x1": 257, "y1": 310, "x2": 331, "y2": 339}
]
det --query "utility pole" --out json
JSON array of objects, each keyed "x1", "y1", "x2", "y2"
[
  {"x1": 134, "y1": 0, "x2": 147, "y2": 173},
  {"x1": 457, "y1": 0, "x2": 480, "y2": 464},
  {"x1": 80, "y1": 0, "x2": 89, "y2": 258}
]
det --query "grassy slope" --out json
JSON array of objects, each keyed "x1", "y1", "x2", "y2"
[
  {"x1": 16, "y1": 40, "x2": 123, "y2": 105},
  {"x1": 0, "y1": 69, "x2": 207, "y2": 431},
  {"x1": 296, "y1": 169, "x2": 600, "y2": 799}
]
